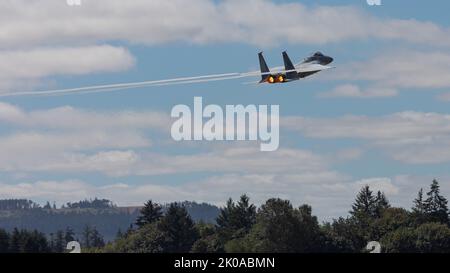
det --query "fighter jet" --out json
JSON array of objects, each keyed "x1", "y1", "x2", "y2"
[{"x1": 258, "y1": 51, "x2": 334, "y2": 84}]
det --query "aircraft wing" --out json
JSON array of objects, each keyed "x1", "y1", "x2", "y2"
[
  {"x1": 245, "y1": 64, "x2": 334, "y2": 77},
  {"x1": 295, "y1": 63, "x2": 334, "y2": 73}
]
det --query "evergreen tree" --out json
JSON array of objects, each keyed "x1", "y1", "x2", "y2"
[
  {"x1": 7, "y1": 229, "x2": 50, "y2": 253},
  {"x1": 125, "y1": 224, "x2": 134, "y2": 236},
  {"x1": 157, "y1": 203, "x2": 198, "y2": 252},
  {"x1": 424, "y1": 179, "x2": 449, "y2": 224},
  {"x1": 49, "y1": 233, "x2": 55, "y2": 251},
  {"x1": 412, "y1": 188, "x2": 427, "y2": 225},
  {"x1": 116, "y1": 229, "x2": 124, "y2": 240},
  {"x1": 64, "y1": 227, "x2": 75, "y2": 243},
  {"x1": 216, "y1": 198, "x2": 235, "y2": 231},
  {"x1": 413, "y1": 189, "x2": 425, "y2": 214},
  {"x1": 24, "y1": 230, "x2": 50, "y2": 253},
  {"x1": 9, "y1": 228, "x2": 21, "y2": 253},
  {"x1": 82, "y1": 225, "x2": 92, "y2": 248},
  {"x1": 349, "y1": 186, "x2": 383, "y2": 244},
  {"x1": 350, "y1": 185, "x2": 377, "y2": 219},
  {"x1": 44, "y1": 201, "x2": 51, "y2": 209},
  {"x1": 191, "y1": 222, "x2": 220, "y2": 253},
  {"x1": 374, "y1": 191, "x2": 390, "y2": 217},
  {"x1": 216, "y1": 195, "x2": 256, "y2": 241},
  {"x1": 236, "y1": 199, "x2": 323, "y2": 253},
  {"x1": 90, "y1": 227, "x2": 105, "y2": 248},
  {"x1": 0, "y1": 229, "x2": 10, "y2": 253},
  {"x1": 53, "y1": 230, "x2": 65, "y2": 253},
  {"x1": 135, "y1": 200, "x2": 163, "y2": 228},
  {"x1": 235, "y1": 195, "x2": 257, "y2": 233}
]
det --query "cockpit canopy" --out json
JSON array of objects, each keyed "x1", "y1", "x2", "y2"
[
  {"x1": 313, "y1": 52, "x2": 324, "y2": 57},
  {"x1": 302, "y1": 51, "x2": 333, "y2": 65}
]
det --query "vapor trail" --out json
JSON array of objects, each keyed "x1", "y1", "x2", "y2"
[
  {"x1": 36, "y1": 74, "x2": 250, "y2": 97},
  {"x1": 0, "y1": 72, "x2": 241, "y2": 97},
  {"x1": 0, "y1": 68, "x2": 296, "y2": 97}
]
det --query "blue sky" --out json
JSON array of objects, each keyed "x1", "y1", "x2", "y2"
[{"x1": 1, "y1": 0, "x2": 450, "y2": 220}]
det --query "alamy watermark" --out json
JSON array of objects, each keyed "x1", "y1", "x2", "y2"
[
  {"x1": 67, "y1": 0, "x2": 82, "y2": 6},
  {"x1": 367, "y1": 0, "x2": 381, "y2": 6},
  {"x1": 171, "y1": 97, "x2": 279, "y2": 152}
]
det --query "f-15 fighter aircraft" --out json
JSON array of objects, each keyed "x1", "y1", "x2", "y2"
[{"x1": 258, "y1": 51, "x2": 334, "y2": 84}]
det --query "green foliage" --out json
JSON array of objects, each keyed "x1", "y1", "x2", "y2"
[
  {"x1": 230, "y1": 199, "x2": 323, "y2": 253},
  {"x1": 82, "y1": 225, "x2": 105, "y2": 249},
  {"x1": 382, "y1": 223, "x2": 450, "y2": 253},
  {"x1": 102, "y1": 223, "x2": 166, "y2": 253},
  {"x1": 0, "y1": 229, "x2": 10, "y2": 253},
  {"x1": 381, "y1": 226, "x2": 417, "y2": 253},
  {"x1": 191, "y1": 222, "x2": 220, "y2": 253},
  {"x1": 135, "y1": 200, "x2": 163, "y2": 228},
  {"x1": 7, "y1": 228, "x2": 50, "y2": 253},
  {"x1": 350, "y1": 186, "x2": 390, "y2": 221},
  {"x1": 65, "y1": 198, "x2": 115, "y2": 209},
  {"x1": 321, "y1": 217, "x2": 363, "y2": 252},
  {"x1": 372, "y1": 207, "x2": 411, "y2": 239},
  {"x1": 64, "y1": 227, "x2": 76, "y2": 243},
  {"x1": 0, "y1": 199, "x2": 40, "y2": 210},
  {"x1": 157, "y1": 203, "x2": 199, "y2": 252},
  {"x1": 53, "y1": 230, "x2": 65, "y2": 253},
  {"x1": 103, "y1": 203, "x2": 199, "y2": 253},
  {"x1": 424, "y1": 179, "x2": 449, "y2": 224},
  {"x1": 411, "y1": 180, "x2": 449, "y2": 225},
  {"x1": 216, "y1": 195, "x2": 256, "y2": 250},
  {"x1": 374, "y1": 191, "x2": 390, "y2": 217}
]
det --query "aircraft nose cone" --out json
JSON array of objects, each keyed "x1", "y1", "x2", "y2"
[{"x1": 326, "y1": 57, "x2": 334, "y2": 64}]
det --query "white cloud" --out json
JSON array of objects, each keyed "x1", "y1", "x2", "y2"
[
  {"x1": 126, "y1": 146, "x2": 328, "y2": 177},
  {"x1": 332, "y1": 50, "x2": 450, "y2": 92},
  {"x1": 283, "y1": 112, "x2": 450, "y2": 164},
  {"x1": 0, "y1": 103, "x2": 170, "y2": 131},
  {"x1": 0, "y1": 103, "x2": 171, "y2": 174},
  {"x1": 0, "y1": 180, "x2": 94, "y2": 202},
  {"x1": 0, "y1": 132, "x2": 149, "y2": 173},
  {"x1": 0, "y1": 144, "x2": 330, "y2": 177},
  {"x1": 354, "y1": 177, "x2": 400, "y2": 195},
  {"x1": 0, "y1": 103, "x2": 328, "y2": 177},
  {"x1": 388, "y1": 138, "x2": 450, "y2": 164},
  {"x1": 1, "y1": 0, "x2": 450, "y2": 48},
  {"x1": 0, "y1": 103, "x2": 325, "y2": 177},
  {"x1": 319, "y1": 84, "x2": 398, "y2": 98},
  {"x1": 284, "y1": 112, "x2": 450, "y2": 141},
  {"x1": 1, "y1": 1, "x2": 449, "y2": 92},
  {"x1": 0, "y1": 45, "x2": 135, "y2": 91}
]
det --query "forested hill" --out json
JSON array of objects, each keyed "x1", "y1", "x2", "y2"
[{"x1": 0, "y1": 199, "x2": 220, "y2": 241}]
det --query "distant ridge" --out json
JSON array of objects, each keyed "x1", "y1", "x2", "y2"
[{"x1": 0, "y1": 199, "x2": 220, "y2": 241}]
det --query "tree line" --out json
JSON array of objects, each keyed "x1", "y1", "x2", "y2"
[
  {"x1": 1, "y1": 179, "x2": 449, "y2": 253},
  {"x1": 97, "y1": 179, "x2": 450, "y2": 253},
  {"x1": 0, "y1": 200, "x2": 218, "y2": 242},
  {"x1": 0, "y1": 225, "x2": 104, "y2": 253},
  {"x1": 0, "y1": 198, "x2": 115, "y2": 211},
  {"x1": 0, "y1": 199, "x2": 40, "y2": 210}
]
